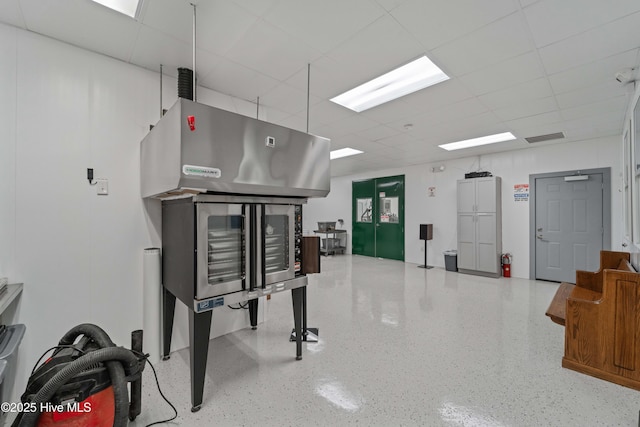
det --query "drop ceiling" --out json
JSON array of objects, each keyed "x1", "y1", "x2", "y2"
[{"x1": 2, "y1": 0, "x2": 639, "y2": 177}]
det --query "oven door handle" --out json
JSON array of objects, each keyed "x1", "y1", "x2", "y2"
[
  {"x1": 242, "y1": 205, "x2": 250, "y2": 290},
  {"x1": 259, "y1": 204, "x2": 266, "y2": 289}
]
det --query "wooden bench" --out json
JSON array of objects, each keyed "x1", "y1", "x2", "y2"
[{"x1": 546, "y1": 250, "x2": 640, "y2": 391}]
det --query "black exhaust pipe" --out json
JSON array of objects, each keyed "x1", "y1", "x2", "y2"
[{"x1": 177, "y1": 67, "x2": 194, "y2": 101}]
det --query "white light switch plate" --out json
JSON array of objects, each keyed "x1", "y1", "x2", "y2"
[{"x1": 97, "y1": 179, "x2": 108, "y2": 195}]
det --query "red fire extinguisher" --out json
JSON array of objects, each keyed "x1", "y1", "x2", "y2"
[{"x1": 502, "y1": 253, "x2": 512, "y2": 278}]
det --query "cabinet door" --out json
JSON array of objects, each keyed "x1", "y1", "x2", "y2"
[
  {"x1": 476, "y1": 178, "x2": 497, "y2": 213},
  {"x1": 457, "y1": 180, "x2": 476, "y2": 212},
  {"x1": 457, "y1": 213, "x2": 476, "y2": 270},
  {"x1": 476, "y1": 213, "x2": 497, "y2": 273}
]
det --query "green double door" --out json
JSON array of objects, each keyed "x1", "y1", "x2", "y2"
[{"x1": 352, "y1": 175, "x2": 405, "y2": 261}]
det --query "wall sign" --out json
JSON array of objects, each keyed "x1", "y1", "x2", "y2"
[{"x1": 514, "y1": 184, "x2": 529, "y2": 202}]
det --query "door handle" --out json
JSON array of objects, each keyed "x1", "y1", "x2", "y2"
[
  {"x1": 376, "y1": 223, "x2": 380, "y2": 227},
  {"x1": 622, "y1": 242, "x2": 628, "y2": 247},
  {"x1": 537, "y1": 227, "x2": 542, "y2": 232},
  {"x1": 536, "y1": 234, "x2": 544, "y2": 240}
]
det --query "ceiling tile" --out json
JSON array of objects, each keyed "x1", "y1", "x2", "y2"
[
  {"x1": 324, "y1": 15, "x2": 425, "y2": 86},
  {"x1": 199, "y1": 57, "x2": 280, "y2": 101},
  {"x1": 359, "y1": 98, "x2": 421, "y2": 125},
  {"x1": 428, "y1": 112, "x2": 506, "y2": 143},
  {"x1": 271, "y1": 112, "x2": 306, "y2": 132},
  {"x1": 555, "y1": 82, "x2": 630, "y2": 109},
  {"x1": 432, "y1": 13, "x2": 535, "y2": 76},
  {"x1": 260, "y1": 82, "x2": 321, "y2": 116},
  {"x1": 259, "y1": 107, "x2": 293, "y2": 125},
  {"x1": 566, "y1": 128, "x2": 620, "y2": 142},
  {"x1": 562, "y1": 110, "x2": 624, "y2": 132},
  {"x1": 308, "y1": 100, "x2": 355, "y2": 125},
  {"x1": 195, "y1": 1, "x2": 260, "y2": 57},
  {"x1": 263, "y1": 0, "x2": 384, "y2": 53},
  {"x1": 196, "y1": 89, "x2": 237, "y2": 112},
  {"x1": 356, "y1": 152, "x2": 392, "y2": 164},
  {"x1": 20, "y1": 0, "x2": 140, "y2": 62},
  {"x1": 326, "y1": 114, "x2": 380, "y2": 136},
  {"x1": 377, "y1": 133, "x2": 419, "y2": 149},
  {"x1": 564, "y1": 124, "x2": 622, "y2": 141},
  {"x1": 398, "y1": 79, "x2": 476, "y2": 116},
  {"x1": 523, "y1": 0, "x2": 640, "y2": 48},
  {"x1": 375, "y1": 0, "x2": 408, "y2": 12},
  {"x1": 391, "y1": 0, "x2": 518, "y2": 50},
  {"x1": 374, "y1": 146, "x2": 411, "y2": 160},
  {"x1": 224, "y1": 19, "x2": 322, "y2": 81},
  {"x1": 459, "y1": 52, "x2": 545, "y2": 95},
  {"x1": 0, "y1": 0, "x2": 25, "y2": 28},
  {"x1": 130, "y1": 26, "x2": 218, "y2": 76},
  {"x1": 140, "y1": 0, "x2": 192, "y2": 42},
  {"x1": 479, "y1": 78, "x2": 553, "y2": 110},
  {"x1": 547, "y1": 49, "x2": 638, "y2": 95},
  {"x1": 285, "y1": 55, "x2": 356, "y2": 99},
  {"x1": 560, "y1": 96, "x2": 628, "y2": 121},
  {"x1": 328, "y1": 134, "x2": 386, "y2": 152},
  {"x1": 388, "y1": 97, "x2": 489, "y2": 134},
  {"x1": 231, "y1": 0, "x2": 282, "y2": 18},
  {"x1": 493, "y1": 96, "x2": 558, "y2": 121},
  {"x1": 353, "y1": 124, "x2": 401, "y2": 142},
  {"x1": 308, "y1": 121, "x2": 333, "y2": 139},
  {"x1": 505, "y1": 111, "x2": 563, "y2": 132},
  {"x1": 538, "y1": 11, "x2": 640, "y2": 74}
]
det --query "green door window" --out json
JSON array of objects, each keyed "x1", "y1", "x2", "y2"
[{"x1": 357, "y1": 198, "x2": 373, "y2": 223}]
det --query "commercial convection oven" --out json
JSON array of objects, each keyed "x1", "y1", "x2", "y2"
[{"x1": 141, "y1": 98, "x2": 330, "y2": 411}]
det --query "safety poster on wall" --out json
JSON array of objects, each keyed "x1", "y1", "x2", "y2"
[{"x1": 514, "y1": 184, "x2": 529, "y2": 202}]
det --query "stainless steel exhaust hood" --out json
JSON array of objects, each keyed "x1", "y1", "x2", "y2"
[{"x1": 141, "y1": 99, "x2": 331, "y2": 199}]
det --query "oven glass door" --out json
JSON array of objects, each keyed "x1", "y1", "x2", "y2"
[
  {"x1": 196, "y1": 203, "x2": 247, "y2": 300},
  {"x1": 262, "y1": 204, "x2": 295, "y2": 286}
]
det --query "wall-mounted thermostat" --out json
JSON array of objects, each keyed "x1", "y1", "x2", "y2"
[{"x1": 265, "y1": 136, "x2": 275, "y2": 147}]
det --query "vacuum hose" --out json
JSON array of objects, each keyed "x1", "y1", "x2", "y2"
[
  {"x1": 15, "y1": 324, "x2": 144, "y2": 427},
  {"x1": 57, "y1": 324, "x2": 130, "y2": 426}
]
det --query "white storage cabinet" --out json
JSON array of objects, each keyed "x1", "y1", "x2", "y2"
[{"x1": 457, "y1": 177, "x2": 502, "y2": 277}]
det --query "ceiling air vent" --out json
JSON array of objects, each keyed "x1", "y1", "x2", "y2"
[{"x1": 525, "y1": 132, "x2": 565, "y2": 144}]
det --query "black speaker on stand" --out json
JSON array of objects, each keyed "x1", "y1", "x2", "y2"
[{"x1": 418, "y1": 224, "x2": 433, "y2": 269}]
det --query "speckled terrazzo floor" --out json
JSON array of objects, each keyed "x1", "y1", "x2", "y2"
[{"x1": 130, "y1": 255, "x2": 640, "y2": 426}]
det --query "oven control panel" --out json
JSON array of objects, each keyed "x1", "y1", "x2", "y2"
[{"x1": 294, "y1": 205, "x2": 302, "y2": 275}]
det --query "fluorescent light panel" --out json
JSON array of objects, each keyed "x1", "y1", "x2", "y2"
[
  {"x1": 330, "y1": 56, "x2": 450, "y2": 112},
  {"x1": 438, "y1": 132, "x2": 516, "y2": 151},
  {"x1": 90, "y1": 0, "x2": 140, "y2": 18},
  {"x1": 330, "y1": 148, "x2": 363, "y2": 160}
]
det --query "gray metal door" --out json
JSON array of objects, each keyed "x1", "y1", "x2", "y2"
[{"x1": 535, "y1": 174, "x2": 603, "y2": 282}]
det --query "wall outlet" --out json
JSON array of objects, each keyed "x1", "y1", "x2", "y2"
[{"x1": 97, "y1": 179, "x2": 108, "y2": 195}]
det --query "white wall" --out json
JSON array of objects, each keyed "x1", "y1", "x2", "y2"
[
  {"x1": 0, "y1": 23, "x2": 270, "y2": 400},
  {"x1": 305, "y1": 136, "x2": 622, "y2": 279},
  {"x1": 0, "y1": 25, "x2": 16, "y2": 284}
]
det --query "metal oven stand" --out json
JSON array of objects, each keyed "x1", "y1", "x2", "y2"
[{"x1": 161, "y1": 285, "x2": 306, "y2": 412}]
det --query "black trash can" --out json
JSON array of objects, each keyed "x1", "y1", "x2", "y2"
[{"x1": 444, "y1": 250, "x2": 457, "y2": 272}]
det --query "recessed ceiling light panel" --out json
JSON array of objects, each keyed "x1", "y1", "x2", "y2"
[
  {"x1": 438, "y1": 132, "x2": 516, "y2": 151},
  {"x1": 330, "y1": 56, "x2": 450, "y2": 112},
  {"x1": 330, "y1": 148, "x2": 364, "y2": 160},
  {"x1": 90, "y1": 0, "x2": 141, "y2": 18}
]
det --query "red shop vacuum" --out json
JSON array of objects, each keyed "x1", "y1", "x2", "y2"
[{"x1": 12, "y1": 324, "x2": 146, "y2": 427}]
